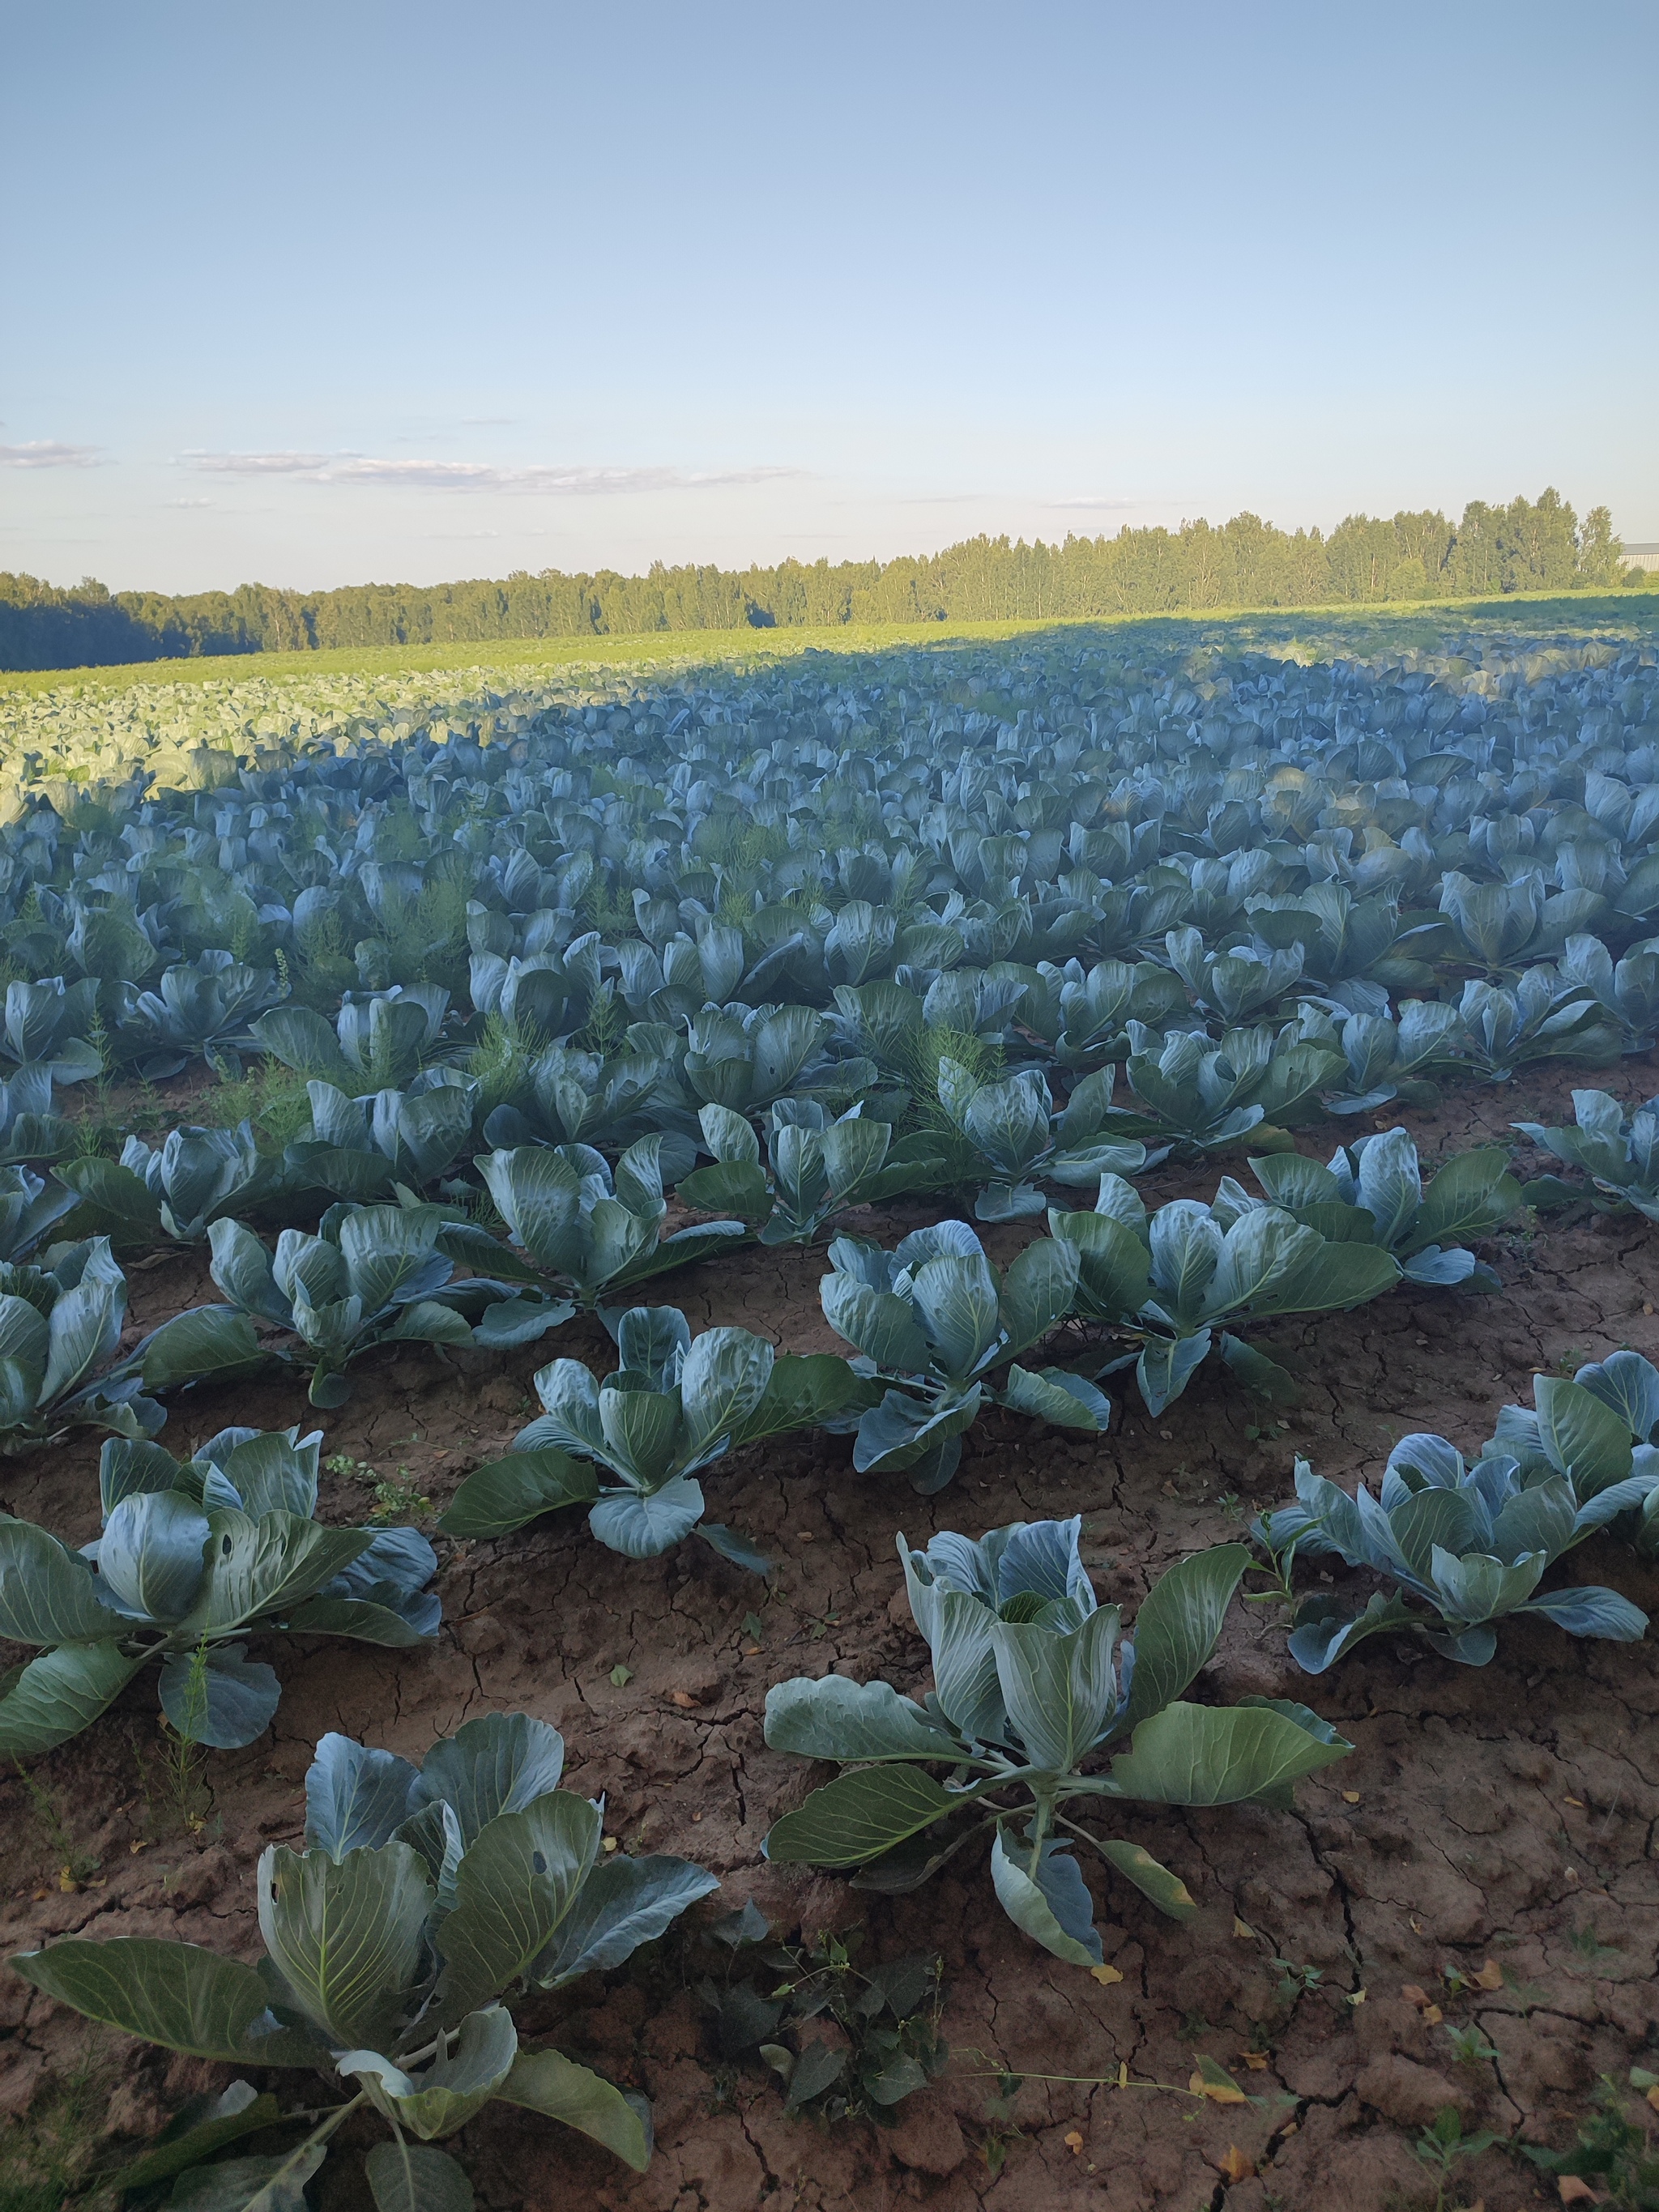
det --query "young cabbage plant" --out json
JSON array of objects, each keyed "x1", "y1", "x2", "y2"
[
  {"x1": 204, "y1": 1204, "x2": 500, "y2": 1407},
  {"x1": 1049, "y1": 1175, "x2": 1401, "y2": 1416},
  {"x1": 113, "y1": 951, "x2": 287, "y2": 1079},
  {"x1": 440, "y1": 1304, "x2": 871, "y2": 1567},
  {"x1": 0, "y1": 1425, "x2": 441, "y2": 1758},
  {"x1": 681, "y1": 1003, "x2": 869, "y2": 1115},
  {"x1": 467, "y1": 931, "x2": 600, "y2": 1035},
  {"x1": 0, "y1": 1236, "x2": 253, "y2": 1451},
  {"x1": 1162, "y1": 926, "x2": 1305, "y2": 1025},
  {"x1": 1447, "y1": 973, "x2": 1620, "y2": 1084},
  {"x1": 1213, "y1": 1127, "x2": 1519, "y2": 1289},
  {"x1": 0, "y1": 977, "x2": 103, "y2": 1085},
  {"x1": 57, "y1": 1122, "x2": 275, "y2": 1245},
  {"x1": 1096, "y1": 1023, "x2": 1345, "y2": 1155},
  {"x1": 616, "y1": 922, "x2": 756, "y2": 1022},
  {"x1": 434, "y1": 1139, "x2": 748, "y2": 1347},
  {"x1": 1036, "y1": 956, "x2": 1189, "y2": 1070},
  {"x1": 0, "y1": 1164, "x2": 79, "y2": 1262},
  {"x1": 763, "y1": 1521, "x2": 1350, "y2": 1967},
  {"x1": 918, "y1": 966, "x2": 1030, "y2": 1042},
  {"x1": 1554, "y1": 933, "x2": 1659, "y2": 1054},
  {"x1": 923, "y1": 1058, "x2": 1162, "y2": 1222},
  {"x1": 1290, "y1": 999, "x2": 1462, "y2": 1115},
  {"x1": 677, "y1": 1100, "x2": 893, "y2": 1244},
  {"x1": 0, "y1": 1067, "x2": 74, "y2": 1166},
  {"x1": 1242, "y1": 883, "x2": 1441, "y2": 994},
  {"x1": 9, "y1": 1712, "x2": 719, "y2": 2206},
  {"x1": 252, "y1": 984, "x2": 450, "y2": 1092},
  {"x1": 1437, "y1": 870, "x2": 1605, "y2": 977},
  {"x1": 284, "y1": 1071, "x2": 480, "y2": 1200},
  {"x1": 1255, "y1": 1434, "x2": 1650, "y2": 1671},
  {"x1": 828, "y1": 980, "x2": 927, "y2": 1076},
  {"x1": 1485, "y1": 1353, "x2": 1659, "y2": 1561},
  {"x1": 480, "y1": 1034, "x2": 687, "y2": 1157},
  {"x1": 819, "y1": 1222, "x2": 1109, "y2": 1494},
  {"x1": 1513, "y1": 1089, "x2": 1659, "y2": 1221}
]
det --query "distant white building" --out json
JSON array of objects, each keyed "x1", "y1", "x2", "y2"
[{"x1": 1624, "y1": 543, "x2": 1659, "y2": 573}]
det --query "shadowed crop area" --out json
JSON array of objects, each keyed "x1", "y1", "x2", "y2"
[{"x1": 1, "y1": 607, "x2": 1657, "y2": 2212}]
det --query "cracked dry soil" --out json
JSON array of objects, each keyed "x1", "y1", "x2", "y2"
[{"x1": 2, "y1": 1060, "x2": 1657, "y2": 2211}]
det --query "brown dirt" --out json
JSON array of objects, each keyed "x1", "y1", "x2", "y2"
[{"x1": 3, "y1": 1057, "x2": 1658, "y2": 2210}]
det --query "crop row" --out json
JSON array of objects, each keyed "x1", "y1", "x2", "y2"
[{"x1": 2, "y1": 627, "x2": 1657, "y2": 2204}]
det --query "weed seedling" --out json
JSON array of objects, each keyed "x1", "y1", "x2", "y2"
[
  {"x1": 15, "y1": 1767, "x2": 100, "y2": 1889},
  {"x1": 1444, "y1": 2021, "x2": 1500, "y2": 2067},
  {"x1": 1412, "y1": 2105, "x2": 1499, "y2": 2210}
]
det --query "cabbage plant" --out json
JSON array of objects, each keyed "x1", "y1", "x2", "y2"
[
  {"x1": 1448, "y1": 972, "x2": 1620, "y2": 1082},
  {"x1": 0, "y1": 1165, "x2": 78, "y2": 1262},
  {"x1": 0, "y1": 1068, "x2": 73, "y2": 1166},
  {"x1": 677, "y1": 1100, "x2": 893, "y2": 1244},
  {"x1": 253, "y1": 984, "x2": 450, "y2": 1091},
  {"x1": 436, "y1": 1139, "x2": 747, "y2": 1346},
  {"x1": 284, "y1": 1071, "x2": 479, "y2": 1199},
  {"x1": 1256, "y1": 1434, "x2": 1650, "y2": 1670},
  {"x1": 1214, "y1": 1128, "x2": 1519, "y2": 1289},
  {"x1": 1514, "y1": 1089, "x2": 1659, "y2": 1221},
  {"x1": 763, "y1": 1521, "x2": 1350, "y2": 1965},
  {"x1": 1096, "y1": 1024, "x2": 1344, "y2": 1154},
  {"x1": 0, "y1": 1237, "x2": 242, "y2": 1451},
  {"x1": 0, "y1": 977, "x2": 102, "y2": 1084},
  {"x1": 205, "y1": 1204, "x2": 500, "y2": 1406},
  {"x1": 113, "y1": 951, "x2": 286, "y2": 1078},
  {"x1": 480, "y1": 1033, "x2": 685, "y2": 1155},
  {"x1": 1290, "y1": 999, "x2": 1462, "y2": 1114},
  {"x1": 0, "y1": 1425, "x2": 441, "y2": 1757},
  {"x1": 1049, "y1": 1175, "x2": 1401, "y2": 1414},
  {"x1": 681, "y1": 1003, "x2": 868, "y2": 1113},
  {"x1": 819, "y1": 1222, "x2": 1109, "y2": 1494},
  {"x1": 1486, "y1": 1354, "x2": 1659, "y2": 1560},
  {"x1": 10, "y1": 1712, "x2": 719, "y2": 2205},
  {"x1": 1555, "y1": 933, "x2": 1659, "y2": 1053},
  {"x1": 925, "y1": 1058, "x2": 1160, "y2": 1221},
  {"x1": 1002, "y1": 956, "x2": 1183, "y2": 1069},
  {"x1": 441, "y1": 1304, "x2": 870, "y2": 1565},
  {"x1": 1162, "y1": 926, "x2": 1305, "y2": 1025},
  {"x1": 58, "y1": 1122, "x2": 273, "y2": 1244}
]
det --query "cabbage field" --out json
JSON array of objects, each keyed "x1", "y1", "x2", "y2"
[{"x1": 2, "y1": 612, "x2": 1657, "y2": 2212}]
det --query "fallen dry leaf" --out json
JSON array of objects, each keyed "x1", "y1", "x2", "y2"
[
  {"x1": 1341, "y1": 1789, "x2": 1361, "y2": 1804},
  {"x1": 1090, "y1": 1963, "x2": 1124, "y2": 1985},
  {"x1": 1563, "y1": 1796, "x2": 1584, "y2": 1809},
  {"x1": 1215, "y1": 2146, "x2": 1256, "y2": 2182},
  {"x1": 1241, "y1": 2052, "x2": 1270, "y2": 2071},
  {"x1": 668, "y1": 1690, "x2": 699, "y2": 1709},
  {"x1": 1401, "y1": 1984, "x2": 1430, "y2": 2007},
  {"x1": 1472, "y1": 1958, "x2": 1505, "y2": 1991},
  {"x1": 1064, "y1": 2130, "x2": 1084, "y2": 2155},
  {"x1": 1648, "y1": 2084, "x2": 1659, "y2": 2116},
  {"x1": 1423, "y1": 2005, "x2": 1444, "y2": 2024},
  {"x1": 1557, "y1": 2178, "x2": 1599, "y2": 2204},
  {"x1": 1189, "y1": 2065, "x2": 1247, "y2": 2106},
  {"x1": 1231, "y1": 1916, "x2": 1256, "y2": 1940}
]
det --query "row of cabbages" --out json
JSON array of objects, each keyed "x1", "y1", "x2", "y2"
[
  {"x1": 0, "y1": 635, "x2": 1655, "y2": 1090},
  {"x1": 4, "y1": 636, "x2": 1659, "y2": 2205},
  {"x1": 3, "y1": 1144, "x2": 1655, "y2": 1763}
]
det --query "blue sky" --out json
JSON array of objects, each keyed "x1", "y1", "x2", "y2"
[{"x1": 3, "y1": 0, "x2": 1655, "y2": 595}]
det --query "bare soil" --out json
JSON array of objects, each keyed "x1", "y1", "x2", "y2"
[{"x1": 3, "y1": 1059, "x2": 1658, "y2": 2212}]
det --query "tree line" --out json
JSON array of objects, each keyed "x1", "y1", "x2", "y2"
[{"x1": 0, "y1": 488, "x2": 1637, "y2": 673}]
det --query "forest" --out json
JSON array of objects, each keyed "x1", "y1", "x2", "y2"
[{"x1": 0, "y1": 486, "x2": 1637, "y2": 672}]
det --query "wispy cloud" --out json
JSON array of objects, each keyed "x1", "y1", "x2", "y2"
[
  {"x1": 1046, "y1": 495, "x2": 1144, "y2": 511},
  {"x1": 180, "y1": 451, "x2": 800, "y2": 494},
  {"x1": 1, "y1": 441, "x2": 102, "y2": 468}
]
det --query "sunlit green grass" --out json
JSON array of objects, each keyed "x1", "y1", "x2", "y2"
[{"x1": 2, "y1": 589, "x2": 1654, "y2": 704}]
